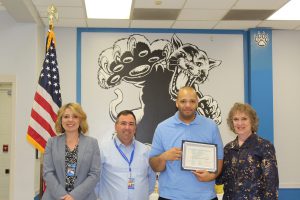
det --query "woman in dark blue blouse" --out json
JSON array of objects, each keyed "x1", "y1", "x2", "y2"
[{"x1": 217, "y1": 103, "x2": 279, "y2": 200}]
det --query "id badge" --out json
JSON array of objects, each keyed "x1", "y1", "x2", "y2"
[
  {"x1": 128, "y1": 178, "x2": 135, "y2": 189},
  {"x1": 67, "y1": 163, "x2": 76, "y2": 177}
]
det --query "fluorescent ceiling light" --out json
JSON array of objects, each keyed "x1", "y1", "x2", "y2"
[
  {"x1": 268, "y1": 0, "x2": 300, "y2": 20},
  {"x1": 85, "y1": 0, "x2": 132, "y2": 19}
]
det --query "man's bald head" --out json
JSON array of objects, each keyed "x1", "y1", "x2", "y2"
[{"x1": 177, "y1": 86, "x2": 197, "y2": 100}]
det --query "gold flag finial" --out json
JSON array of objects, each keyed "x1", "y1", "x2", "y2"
[{"x1": 47, "y1": 5, "x2": 58, "y2": 30}]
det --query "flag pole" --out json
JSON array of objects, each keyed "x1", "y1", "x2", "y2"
[
  {"x1": 39, "y1": 154, "x2": 44, "y2": 199},
  {"x1": 38, "y1": 5, "x2": 59, "y2": 199}
]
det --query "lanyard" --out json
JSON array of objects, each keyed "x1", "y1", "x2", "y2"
[{"x1": 114, "y1": 138, "x2": 135, "y2": 177}]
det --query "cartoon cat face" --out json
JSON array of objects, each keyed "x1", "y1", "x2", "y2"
[{"x1": 167, "y1": 35, "x2": 221, "y2": 100}]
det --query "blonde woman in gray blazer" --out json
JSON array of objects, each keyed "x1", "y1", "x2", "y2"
[{"x1": 42, "y1": 103, "x2": 100, "y2": 200}]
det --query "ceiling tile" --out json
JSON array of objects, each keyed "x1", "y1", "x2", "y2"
[
  {"x1": 42, "y1": 17, "x2": 86, "y2": 27},
  {"x1": 184, "y1": 0, "x2": 236, "y2": 9},
  {"x1": 32, "y1": 0, "x2": 82, "y2": 7},
  {"x1": 130, "y1": 20, "x2": 173, "y2": 28},
  {"x1": 0, "y1": 1, "x2": 5, "y2": 10},
  {"x1": 56, "y1": 6, "x2": 85, "y2": 18},
  {"x1": 2, "y1": 0, "x2": 300, "y2": 30},
  {"x1": 87, "y1": 19, "x2": 130, "y2": 28},
  {"x1": 258, "y1": 20, "x2": 300, "y2": 30},
  {"x1": 35, "y1": 6, "x2": 47, "y2": 18},
  {"x1": 134, "y1": 0, "x2": 185, "y2": 9},
  {"x1": 36, "y1": 6, "x2": 85, "y2": 18},
  {"x1": 172, "y1": 20, "x2": 218, "y2": 29},
  {"x1": 223, "y1": 10, "x2": 275, "y2": 20},
  {"x1": 132, "y1": 8, "x2": 180, "y2": 20},
  {"x1": 178, "y1": 9, "x2": 227, "y2": 20},
  {"x1": 233, "y1": 0, "x2": 290, "y2": 10},
  {"x1": 214, "y1": 20, "x2": 261, "y2": 30}
]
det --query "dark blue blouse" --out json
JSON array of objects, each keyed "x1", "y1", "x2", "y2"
[{"x1": 217, "y1": 133, "x2": 279, "y2": 200}]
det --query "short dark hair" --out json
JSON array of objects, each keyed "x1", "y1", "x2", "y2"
[{"x1": 116, "y1": 110, "x2": 136, "y2": 123}]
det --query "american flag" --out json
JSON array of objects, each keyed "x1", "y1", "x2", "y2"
[{"x1": 26, "y1": 30, "x2": 62, "y2": 153}]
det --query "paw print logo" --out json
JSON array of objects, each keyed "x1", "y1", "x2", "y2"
[{"x1": 254, "y1": 31, "x2": 269, "y2": 47}]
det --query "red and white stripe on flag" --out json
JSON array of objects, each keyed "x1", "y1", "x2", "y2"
[{"x1": 27, "y1": 30, "x2": 62, "y2": 153}]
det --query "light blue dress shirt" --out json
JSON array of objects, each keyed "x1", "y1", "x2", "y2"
[
  {"x1": 149, "y1": 112, "x2": 224, "y2": 200},
  {"x1": 96, "y1": 136, "x2": 156, "y2": 200}
]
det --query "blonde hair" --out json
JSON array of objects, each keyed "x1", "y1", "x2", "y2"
[
  {"x1": 55, "y1": 102, "x2": 88, "y2": 134},
  {"x1": 227, "y1": 102, "x2": 259, "y2": 133}
]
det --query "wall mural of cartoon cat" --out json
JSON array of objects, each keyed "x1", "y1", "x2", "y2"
[{"x1": 97, "y1": 34, "x2": 222, "y2": 143}]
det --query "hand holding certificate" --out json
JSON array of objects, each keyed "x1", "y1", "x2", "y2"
[{"x1": 181, "y1": 140, "x2": 217, "y2": 172}]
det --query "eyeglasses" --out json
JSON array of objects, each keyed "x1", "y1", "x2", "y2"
[{"x1": 118, "y1": 121, "x2": 136, "y2": 127}]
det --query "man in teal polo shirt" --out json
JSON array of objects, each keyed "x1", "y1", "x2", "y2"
[{"x1": 149, "y1": 86, "x2": 224, "y2": 200}]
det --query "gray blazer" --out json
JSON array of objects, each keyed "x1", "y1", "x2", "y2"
[{"x1": 42, "y1": 134, "x2": 100, "y2": 200}]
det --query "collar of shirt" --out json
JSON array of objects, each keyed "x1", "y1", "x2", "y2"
[
  {"x1": 231, "y1": 133, "x2": 258, "y2": 150},
  {"x1": 114, "y1": 135, "x2": 135, "y2": 150},
  {"x1": 174, "y1": 111, "x2": 201, "y2": 125}
]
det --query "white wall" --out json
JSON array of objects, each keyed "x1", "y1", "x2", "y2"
[
  {"x1": 0, "y1": 14, "x2": 37, "y2": 200},
  {"x1": 0, "y1": 83, "x2": 12, "y2": 200},
  {"x1": 273, "y1": 30, "x2": 300, "y2": 188},
  {"x1": 54, "y1": 28, "x2": 77, "y2": 104}
]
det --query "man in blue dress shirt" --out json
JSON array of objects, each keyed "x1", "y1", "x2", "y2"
[
  {"x1": 149, "y1": 86, "x2": 224, "y2": 200},
  {"x1": 96, "y1": 110, "x2": 156, "y2": 200}
]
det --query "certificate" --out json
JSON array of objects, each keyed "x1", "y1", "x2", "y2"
[{"x1": 181, "y1": 140, "x2": 217, "y2": 172}]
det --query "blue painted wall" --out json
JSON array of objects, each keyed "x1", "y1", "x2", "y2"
[
  {"x1": 279, "y1": 189, "x2": 300, "y2": 200},
  {"x1": 248, "y1": 28, "x2": 300, "y2": 199},
  {"x1": 248, "y1": 28, "x2": 274, "y2": 143}
]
